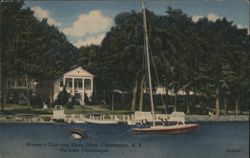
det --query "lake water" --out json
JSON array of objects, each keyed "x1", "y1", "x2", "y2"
[{"x1": 0, "y1": 122, "x2": 249, "y2": 158}]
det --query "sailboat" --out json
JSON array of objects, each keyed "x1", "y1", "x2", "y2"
[{"x1": 132, "y1": 0, "x2": 198, "y2": 134}]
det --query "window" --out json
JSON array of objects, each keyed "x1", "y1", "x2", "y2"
[
  {"x1": 60, "y1": 80, "x2": 63, "y2": 87},
  {"x1": 79, "y1": 82, "x2": 82, "y2": 88},
  {"x1": 19, "y1": 92, "x2": 25, "y2": 98},
  {"x1": 84, "y1": 79, "x2": 91, "y2": 90},
  {"x1": 65, "y1": 78, "x2": 72, "y2": 88},
  {"x1": 74, "y1": 79, "x2": 82, "y2": 89},
  {"x1": 17, "y1": 80, "x2": 26, "y2": 87},
  {"x1": 11, "y1": 80, "x2": 15, "y2": 87},
  {"x1": 8, "y1": 80, "x2": 12, "y2": 88}
]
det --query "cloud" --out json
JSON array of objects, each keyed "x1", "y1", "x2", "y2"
[
  {"x1": 207, "y1": 13, "x2": 223, "y2": 22},
  {"x1": 236, "y1": 24, "x2": 250, "y2": 34},
  {"x1": 32, "y1": 6, "x2": 61, "y2": 26},
  {"x1": 236, "y1": 24, "x2": 243, "y2": 29},
  {"x1": 192, "y1": 13, "x2": 223, "y2": 22},
  {"x1": 192, "y1": 15, "x2": 203, "y2": 22},
  {"x1": 63, "y1": 10, "x2": 112, "y2": 37},
  {"x1": 73, "y1": 34, "x2": 105, "y2": 48},
  {"x1": 193, "y1": 14, "x2": 249, "y2": 34}
]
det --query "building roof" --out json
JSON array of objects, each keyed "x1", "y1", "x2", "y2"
[{"x1": 64, "y1": 66, "x2": 94, "y2": 78}]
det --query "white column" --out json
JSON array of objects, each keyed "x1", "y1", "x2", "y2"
[
  {"x1": 82, "y1": 78, "x2": 85, "y2": 105},
  {"x1": 72, "y1": 78, "x2": 75, "y2": 96},
  {"x1": 14, "y1": 80, "x2": 17, "y2": 88},
  {"x1": 91, "y1": 78, "x2": 93, "y2": 96},
  {"x1": 63, "y1": 77, "x2": 65, "y2": 87},
  {"x1": 91, "y1": 79, "x2": 93, "y2": 90}
]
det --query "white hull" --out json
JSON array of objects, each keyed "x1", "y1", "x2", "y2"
[
  {"x1": 72, "y1": 119, "x2": 86, "y2": 124},
  {"x1": 127, "y1": 120, "x2": 139, "y2": 125},
  {"x1": 133, "y1": 124, "x2": 199, "y2": 134},
  {"x1": 85, "y1": 118, "x2": 119, "y2": 124}
]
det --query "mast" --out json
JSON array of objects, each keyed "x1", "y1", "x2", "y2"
[{"x1": 142, "y1": 0, "x2": 155, "y2": 126}]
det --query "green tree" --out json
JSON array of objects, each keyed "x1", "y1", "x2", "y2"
[
  {"x1": 0, "y1": 2, "x2": 77, "y2": 110},
  {"x1": 77, "y1": 7, "x2": 249, "y2": 115}
]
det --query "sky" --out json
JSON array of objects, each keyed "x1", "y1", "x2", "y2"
[{"x1": 24, "y1": 0, "x2": 249, "y2": 48}]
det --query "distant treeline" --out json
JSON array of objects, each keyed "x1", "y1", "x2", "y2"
[{"x1": 91, "y1": 90, "x2": 249, "y2": 115}]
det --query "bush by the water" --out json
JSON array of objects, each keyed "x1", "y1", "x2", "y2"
[
  {"x1": 31, "y1": 95, "x2": 42, "y2": 108},
  {"x1": 57, "y1": 87, "x2": 69, "y2": 105}
]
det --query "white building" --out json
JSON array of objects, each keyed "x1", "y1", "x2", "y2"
[
  {"x1": 155, "y1": 86, "x2": 194, "y2": 96},
  {"x1": 53, "y1": 66, "x2": 94, "y2": 105},
  {"x1": 2, "y1": 66, "x2": 94, "y2": 105},
  {"x1": 6, "y1": 78, "x2": 35, "y2": 104}
]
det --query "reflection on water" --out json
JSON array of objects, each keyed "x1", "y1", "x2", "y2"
[{"x1": 0, "y1": 122, "x2": 249, "y2": 158}]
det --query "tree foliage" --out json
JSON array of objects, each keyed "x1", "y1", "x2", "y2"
[
  {"x1": 78, "y1": 7, "x2": 249, "y2": 114},
  {"x1": 1, "y1": 2, "x2": 248, "y2": 114},
  {"x1": 0, "y1": 2, "x2": 77, "y2": 109}
]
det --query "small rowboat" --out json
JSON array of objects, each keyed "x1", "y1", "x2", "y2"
[{"x1": 70, "y1": 129, "x2": 87, "y2": 139}]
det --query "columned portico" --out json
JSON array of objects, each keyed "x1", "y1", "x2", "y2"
[{"x1": 55, "y1": 67, "x2": 94, "y2": 105}]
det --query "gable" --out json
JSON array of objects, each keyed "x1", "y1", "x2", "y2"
[{"x1": 64, "y1": 67, "x2": 94, "y2": 78}]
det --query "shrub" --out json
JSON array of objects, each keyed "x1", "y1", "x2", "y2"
[{"x1": 57, "y1": 86, "x2": 69, "y2": 106}]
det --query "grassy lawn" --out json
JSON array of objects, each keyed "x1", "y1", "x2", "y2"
[
  {"x1": 3, "y1": 104, "x2": 243, "y2": 116},
  {"x1": 1, "y1": 104, "x2": 53, "y2": 115},
  {"x1": 0, "y1": 104, "x2": 132, "y2": 115}
]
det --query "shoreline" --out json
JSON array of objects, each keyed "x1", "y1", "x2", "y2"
[
  {"x1": 0, "y1": 114, "x2": 249, "y2": 123},
  {"x1": 185, "y1": 115, "x2": 249, "y2": 122}
]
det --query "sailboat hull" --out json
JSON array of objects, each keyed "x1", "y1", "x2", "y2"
[
  {"x1": 132, "y1": 124, "x2": 199, "y2": 134},
  {"x1": 85, "y1": 118, "x2": 119, "y2": 124}
]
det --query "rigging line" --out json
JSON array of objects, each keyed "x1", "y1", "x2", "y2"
[
  {"x1": 142, "y1": 6, "x2": 148, "y2": 89},
  {"x1": 142, "y1": 27, "x2": 147, "y2": 76},
  {"x1": 148, "y1": 42, "x2": 165, "y2": 107},
  {"x1": 79, "y1": 125, "x2": 132, "y2": 139},
  {"x1": 85, "y1": 126, "x2": 133, "y2": 139},
  {"x1": 142, "y1": 20, "x2": 147, "y2": 88},
  {"x1": 112, "y1": 128, "x2": 133, "y2": 139}
]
